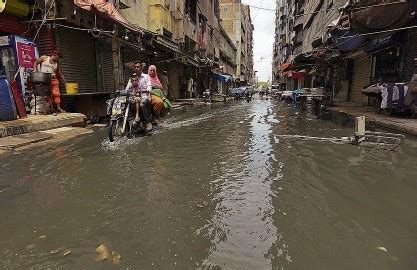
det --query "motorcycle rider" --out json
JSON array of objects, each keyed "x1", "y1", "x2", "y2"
[
  {"x1": 126, "y1": 62, "x2": 143, "y2": 89},
  {"x1": 128, "y1": 73, "x2": 153, "y2": 132}
]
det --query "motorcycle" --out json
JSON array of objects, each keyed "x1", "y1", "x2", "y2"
[
  {"x1": 244, "y1": 90, "x2": 252, "y2": 103},
  {"x1": 203, "y1": 89, "x2": 212, "y2": 103},
  {"x1": 107, "y1": 90, "x2": 146, "y2": 142}
]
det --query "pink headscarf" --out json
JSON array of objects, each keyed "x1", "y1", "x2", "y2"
[{"x1": 148, "y1": 65, "x2": 162, "y2": 89}]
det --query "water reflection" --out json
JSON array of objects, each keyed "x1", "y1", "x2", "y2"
[{"x1": 201, "y1": 100, "x2": 289, "y2": 269}]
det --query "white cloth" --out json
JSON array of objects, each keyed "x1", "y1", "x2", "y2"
[
  {"x1": 392, "y1": 85, "x2": 400, "y2": 101},
  {"x1": 381, "y1": 86, "x2": 388, "y2": 109},
  {"x1": 380, "y1": 84, "x2": 409, "y2": 109}
]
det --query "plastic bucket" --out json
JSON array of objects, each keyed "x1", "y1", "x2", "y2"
[{"x1": 65, "y1": 83, "x2": 79, "y2": 95}]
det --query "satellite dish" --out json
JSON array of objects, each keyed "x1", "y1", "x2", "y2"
[{"x1": 0, "y1": 0, "x2": 6, "y2": 13}]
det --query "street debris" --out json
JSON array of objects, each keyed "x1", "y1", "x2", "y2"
[
  {"x1": 95, "y1": 244, "x2": 122, "y2": 264},
  {"x1": 50, "y1": 247, "x2": 64, "y2": 255},
  {"x1": 95, "y1": 244, "x2": 110, "y2": 262},
  {"x1": 196, "y1": 200, "x2": 209, "y2": 209},
  {"x1": 377, "y1": 246, "x2": 388, "y2": 252}
]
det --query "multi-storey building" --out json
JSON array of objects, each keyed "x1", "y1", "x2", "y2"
[
  {"x1": 273, "y1": 0, "x2": 417, "y2": 107},
  {"x1": 219, "y1": 0, "x2": 254, "y2": 85},
  {"x1": 0, "y1": 0, "x2": 239, "y2": 117}
]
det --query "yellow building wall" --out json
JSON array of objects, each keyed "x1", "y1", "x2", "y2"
[
  {"x1": 120, "y1": 0, "x2": 184, "y2": 41},
  {"x1": 119, "y1": 0, "x2": 152, "y2": 32}
]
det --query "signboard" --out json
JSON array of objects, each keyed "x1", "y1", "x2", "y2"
[
  {"x1": 15, "y1": 36, "x2": 37, "y2": 69},
  {"x1": 13, "y1": 36, "x2": 39, "y2": 95}
]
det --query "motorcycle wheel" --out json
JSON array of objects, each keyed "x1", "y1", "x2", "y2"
[{"x1": 108, "y1": 118, "x2": 129, "y2": 142}]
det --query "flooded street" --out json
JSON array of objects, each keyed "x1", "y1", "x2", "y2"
[{"x1": 1, "y1": 98, "x2": 417, "y2": 269}]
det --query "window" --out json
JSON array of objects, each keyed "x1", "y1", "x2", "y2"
[{"x1": 185, "y1": 0, "x2": 197, "y2": 24}]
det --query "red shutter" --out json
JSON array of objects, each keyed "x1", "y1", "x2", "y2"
[{"x1": 0, "y1": 14, "x2": 25, "y2": 35}]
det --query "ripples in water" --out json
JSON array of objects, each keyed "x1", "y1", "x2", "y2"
[{"x1": 1, "y1": 99, "x2": 417, "y2": 269}]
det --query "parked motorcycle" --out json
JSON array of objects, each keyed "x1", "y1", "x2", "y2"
[{"x1": 107, "y1": 90, "x2": 146, "y2": 142}]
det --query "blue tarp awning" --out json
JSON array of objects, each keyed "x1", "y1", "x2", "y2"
[
  {"x1": 213, "y1": 72, "x2": 232, "y2": 82},
  {"x1": 365, "y1": 33, "x2": 400, "y2": 54},
  {"x1": 331, "y1": 28, "x2": 366, "y2": 51}
]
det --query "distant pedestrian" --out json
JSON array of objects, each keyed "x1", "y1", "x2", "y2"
[
  {"x1": 187, "y1": 77, "x2": 194, "y2": 98},
  {"x1": 161, "y1": 70, "x2": 171, "y2": 99},
  {"x1": 142, "y1": 62, "x2": 148, "y2": 74},
  {"x1": 34, "y1": 51, "x2": 66, "y2": 113}
]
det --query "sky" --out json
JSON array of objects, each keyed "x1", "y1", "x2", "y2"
[{"x1": 242, "y1": 0, "x2": 276, "y2": 82}]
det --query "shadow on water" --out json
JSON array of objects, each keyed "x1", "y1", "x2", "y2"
[{"x1": 0, "y1": 98, "x2": 417, "y2": 269}]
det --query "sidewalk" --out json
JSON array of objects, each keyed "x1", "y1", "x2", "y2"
[
  {"x1": 0, "y1": 113, "x2": 86, "y2": 138},
  {"x1": 328, "y1": 106, "x2": 417, "y2": 136}
]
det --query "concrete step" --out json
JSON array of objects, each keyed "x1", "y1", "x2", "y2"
[
  {"x1": 0, "y1": 132, "x2": 53, "y2": 149},
  {"x1": 0, "y1": 113, "x2": 86, "y2": 138},
  {"x1": 0, "y1": 126, "x2": 93, "y2": 150}
]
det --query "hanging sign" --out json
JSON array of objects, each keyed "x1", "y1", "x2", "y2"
[{"x1": 15, "y1": 36, "x2": 37, "y2": 69}]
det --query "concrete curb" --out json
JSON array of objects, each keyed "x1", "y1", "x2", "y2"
[
  {"x1": 0, "y1": 113, "x2": 87, "y2": 138},
  {"x1": 327, "y1": 107, "x2": 417, "y2": 136}
]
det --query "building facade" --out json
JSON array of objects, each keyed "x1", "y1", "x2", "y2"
[
  {"x1": 219, "y1": 0, "x2": 254, "y2": 85},
  {"x1": 1, "y1": 0, "x2": 240, "y2": 117},
  {"x1": 272, "y1": 0, "x2": 417, "y2": 107}
]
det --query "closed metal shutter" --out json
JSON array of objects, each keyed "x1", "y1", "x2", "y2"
[
  {"x1": 96, "y1": 39, "x2": 115, "y2": 93},
  {"x1": 36, "y1": 27, "x2": 56, "y2": 56},
  {"x1": 56, "y1": 27, "x2": 98, "y2": 93},
  {"x1": 402, "y1": 29, "x2": 417, "y2": 83},
  {"x1": 350, "y1": 54, "x2": 371, "y2": 104}
]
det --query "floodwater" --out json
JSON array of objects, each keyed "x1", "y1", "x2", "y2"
[{"x1": 1, "y1": 98, "x2": 417, "y2": 269}]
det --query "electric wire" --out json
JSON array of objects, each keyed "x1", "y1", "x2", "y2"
[{"x1": 249, "y1": 1, "x2": 408, "y2": 14}]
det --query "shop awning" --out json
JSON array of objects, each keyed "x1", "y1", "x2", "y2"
[
  {"x1": 155, "y1": 35, "x2": 181, "y2": 54},
  {"x1": 291, "y1": 70, "x2": 306, "y2": 80},
  {"x1": 365, "y1": 33, "x2": 400, "y2": 54},
  {"x1": 213, "y1": 72, "x2": 232, "y2": 82},
  {"x1": 351, "y1": 1, "x2": 412, "y2": 34},
  {"x1": 74, "y1": 0, "x2": 142, "y2": 34},
  {"x1": 331, "y1": 27, "x2": 366, "y2": 51}
]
